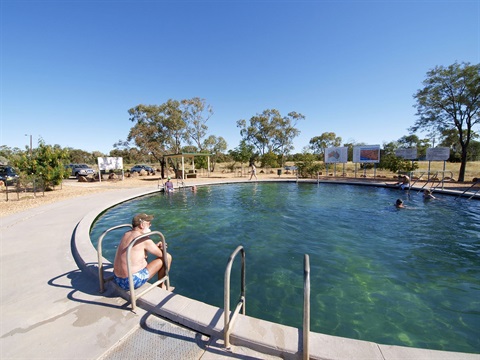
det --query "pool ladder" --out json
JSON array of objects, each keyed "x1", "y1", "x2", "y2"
[
  {"x1": 98, "y1": 228, "x2": 310, "y2": 358},
  {"x1": 455, "y1": 179, "x2": 480, "y2": 200},
  {"x1": 97, "y1": 225, "x2": 171, "y2": 311},
  {"x1": 224, "y1": 245, "x2": 311, "y2": 359}
]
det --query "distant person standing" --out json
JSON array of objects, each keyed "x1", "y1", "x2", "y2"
[
  {"x1": 249, "y1": 163, "x2": 257, "y2": 181},
  {"x1": 165, "y1": 177, "x2": 174, "y2": 192}
]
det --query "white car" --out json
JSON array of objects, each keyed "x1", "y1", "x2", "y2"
[{"x1": 69, "y1": 164, "x2": 96, "y2": 178}]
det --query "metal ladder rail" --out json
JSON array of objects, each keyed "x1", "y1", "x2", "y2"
[
  {"x1": 455, "y1": 180, "x2": 480, "y2": 200},
  {"x1": 429, "y1": 173, "x2": 443, "y2": 191},
  {"x1": 157, "y1": 178, "x2": 164, "y2": 190},
  {"x1": 303, "y1": 254, "x2": 310, "y2": 360},
  {"x1": 416, "y1": 172, "x2": 440, "y2": 194},
  {"x1": 408, "y1": 171, "x2": 426, "y2": 189},
  {"x1": 98, "y1": 224, "x2": 132, "y2": 293},
  {"x1": 468, "y1": 187, "x2": 480, "y2": 200},
  {"x1": 430, "y1": 171, "x2": 454, "y2": 191},
  {"x1": 224, "y1": 245, "x2": 246, "y2": 349},
  {"x1": 127, "y1": 230, "x2": 171, "y2": 311}
]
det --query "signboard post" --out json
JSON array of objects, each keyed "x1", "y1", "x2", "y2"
[
  {"x1": 353, "y1": 145, "x2": 380, "y2": 179},
  {"x1": 395, "y1": 148, "x2": 418, "y2": 171},
  {"x1": 325, "y1": 147, "x2": 348, "y2": 177},
  {"x1": 426, "y1": 147, "x2": 450, "y2": 182}
]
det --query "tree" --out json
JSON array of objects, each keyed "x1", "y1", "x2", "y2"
[
  {"x1": 309, "y1": 132, "x2": 342, "y2": 157},
  {"x1": 203, "y1": 135, "x2": 227, "y2": 171},
  {"x1": 411, "y1": 62, "x2": 480, "y2": 181},
  {"x1": 379, "y1": 141, "x2": 418, "y2": 174},
  {"x1": 13, "y1": 139, "x2": 69, "y2": 189},
  {"x1": 67, "y1": 148, "x2": 94, "y2": 164},
  {"x1": 112, "y1": 140, "x2": 145, "y2": 164},
  {"x1": 181, "y1": 97, "x2": 213, "y2": 151},
  {"x1": 229, "y1": 140, "x2": 256, "y2": 167},
  {"x1": 128, "y1": 100, "x2": 185, "y2": 161},
  {"x1": 294, "y1": 149, "x2": 323, "y2": 178},
  {"x1": 397, "y1": 134, "x2": 430, "y2": 159},
  {"x1": 439, "y1": 128, "x2": 479, "y2": 162},
  {"x1": 236, "y1": 109, "x2": 303, "y2": 162}
]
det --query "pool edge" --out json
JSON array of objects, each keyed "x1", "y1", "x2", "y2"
[{"x1": 73, "y1": 180, "x2": 480, "y2": 360}]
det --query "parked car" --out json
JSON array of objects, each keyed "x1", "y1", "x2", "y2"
[
  {"x1": 130, "y1": 165, "x2": 155, "y2": 174},
  {"x1": 0, "y1": 165, "x2": 19, "y2": 186},
  {"x1": 68, "y1": 164, "x2": 96, "y2": 178}
]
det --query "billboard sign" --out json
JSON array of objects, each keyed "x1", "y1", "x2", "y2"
[
  {"x1": 353, "y1": 145, "x2": 380, "y2": 163},
  {"x1": 97, "y1": 157, "x2": 123, "y2": 171},
  {"x1": 426, "y1": 147, "x2": 450, "y2": 161},
  {"x1": 325, "y1": 147, "x2": 348, "y2": 163},
  {"x1": 395, "y1": 148, "x2": 417, "y2": 160}
]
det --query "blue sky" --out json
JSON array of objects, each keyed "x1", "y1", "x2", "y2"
[{"x1": 1, "y1": 0, "x2": 479, "y2": 154}]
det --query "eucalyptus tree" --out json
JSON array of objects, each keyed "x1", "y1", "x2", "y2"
[
  {"x1": 202, "y1": 135, "x2": 227, "y2": 171},
  {"x1": 181, "y1": 97, "x2": 213, "y2": 151},
  {"x1": 397, "y1": 134, "x2": 430, "y2": 159},
  {"x1": 309, "y1": 132, "x2": 342, "y2": 158},
  {"x1": 127, "y1": 100, "x2": 186, "y2": 163},
  {"x1": 236, "y1": 109, "x2": 303, "y2": 166},
  {"x1": 410, "y1": 62, "x2": 480, "y2": 181}
]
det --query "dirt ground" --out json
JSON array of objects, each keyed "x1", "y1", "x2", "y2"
[{"x1": 1, "y1": 171, "x2": 478, "y2": 218}]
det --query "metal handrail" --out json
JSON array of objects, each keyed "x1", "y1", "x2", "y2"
[
  {"x1": 224, "y1": 245, "x2": 246, "y2": 349},
  {"x1": 408, "y1": 171, "x2": 426, "y2": 189},
  {"x1": 97, "y1": 226, "x2": 170, "y2": 311},
  {"x1": 410, "y1": 170, "x2": 455, "y2": 193},
  {"x1": 456, "y1": 180, "x2": 480, "y2": 200},
  {"x1": 303, "y1": 254, "x2": 310, "y2": 360},
  {"x1": 127, "y1": 230, "x2": 170, "y2": 311},
  {"x1": 98, "y1": 224, "x2": 132, "y2": 293}
]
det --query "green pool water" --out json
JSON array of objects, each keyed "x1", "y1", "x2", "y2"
[{"x1": 91, "y1": 182, "x2": 480, "y2": 354}]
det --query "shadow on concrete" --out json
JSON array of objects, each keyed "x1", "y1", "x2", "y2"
[{"x1": 47, "y1": 268, "x2": 130, "y2": 311}]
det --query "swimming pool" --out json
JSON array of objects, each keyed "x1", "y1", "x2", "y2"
[{"x1": 90, "y1": 182, "x2": 480, "y2": 354}]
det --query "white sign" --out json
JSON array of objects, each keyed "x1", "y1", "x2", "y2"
[
  {"x1": 395, "y1": 148, "x2": 417, "y2": 160},
  {"x1": 426, "y1": 147, "x2": 450, "y2": 161},
  {"x1": 97, "y1": 157, "x2": 123, "y2": 171},
  {"x1": 325, "y1": 147, "x2": 348, "y2": 163},
  {"x1": 353, "y1": 145, "x2": 380, "y2": 163}
]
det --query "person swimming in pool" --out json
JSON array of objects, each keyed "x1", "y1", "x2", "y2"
[
  {"x1": 113, "y1": 213, "x2": 172, "y2": 291},
  {"x1": 423, "y1": 189, "x2": 436, "y2": 200},
  {"x1": 395, "y1": 199, "x2": 405, "y2": 208}
]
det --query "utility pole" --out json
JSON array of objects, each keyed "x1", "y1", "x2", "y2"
[{"x1": 25, "y1": 134, "x2": 32, "y2": 156}]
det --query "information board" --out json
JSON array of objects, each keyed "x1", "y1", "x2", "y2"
[
  {"x1": 353, "y1": 145, "x2": 380, "y2": 163},
  {"x1": 325, "y1": 147, "x2": 348, "y2": 163},
  {"x1": 395, "y1": 148, "x2": 417, "y2": 160},
  {"x1": 97, "y1": 157, "x2": 123, "y2": 171},
  {"x1": 426, "y1": 147, "x2": 450, "y2": 161}
]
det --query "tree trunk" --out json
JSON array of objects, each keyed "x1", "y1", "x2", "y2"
[{"x1": 458, "y1": 148, "x2": 468, "y2": 182}]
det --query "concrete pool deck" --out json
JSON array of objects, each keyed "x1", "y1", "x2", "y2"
[{"x1": 1, "y1": 179, "x2": 479, "y2": 359}]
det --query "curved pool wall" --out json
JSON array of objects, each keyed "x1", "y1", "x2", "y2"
[
  {"x1": 90, "y1": 181, "x2": 480, "y2": 354},
  {"x1": 75, "y1": 179, "x2": 480, "y2": 359}
]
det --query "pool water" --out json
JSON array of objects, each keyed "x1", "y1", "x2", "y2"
[{"x1": 90, "y1": 182, "x2": 480, "y2": 353}]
